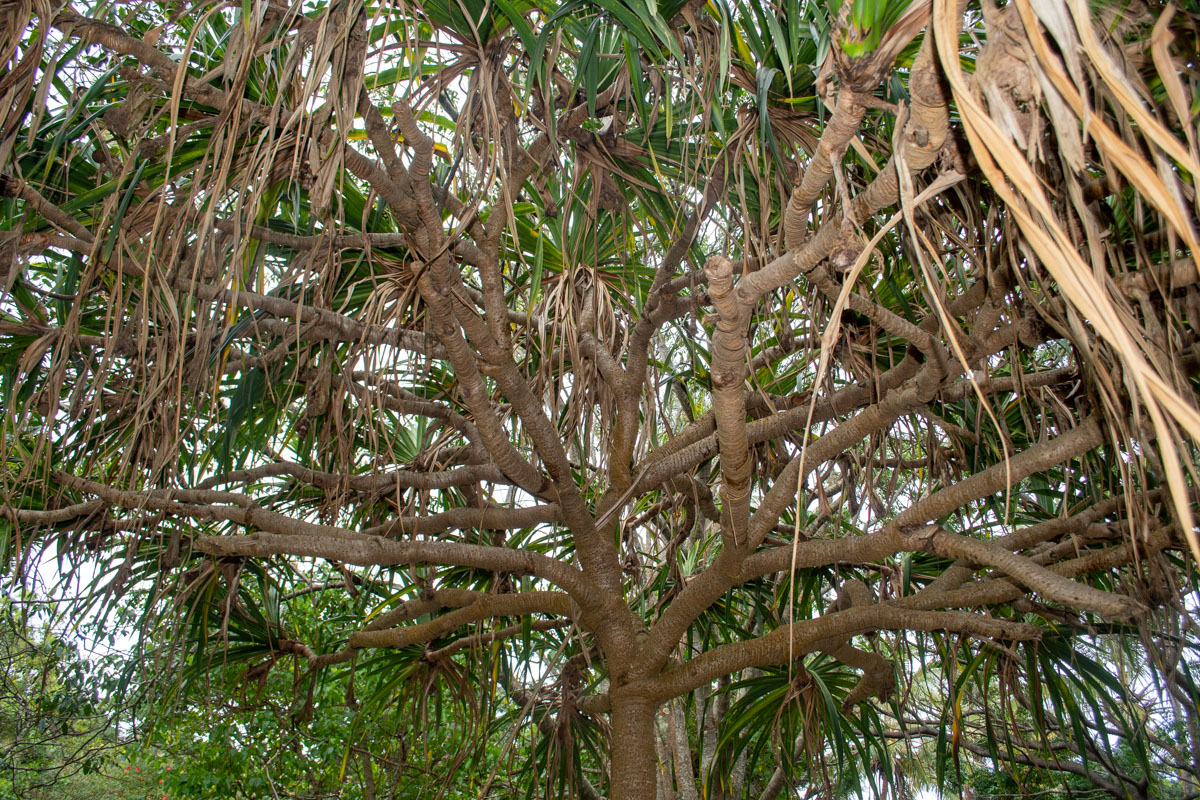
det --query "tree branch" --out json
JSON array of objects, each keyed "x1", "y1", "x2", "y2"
[
  {"x1": 648, "y1": 604, "x2": 1040, "y2": 702},
  {"x1": 348, "y1": 591, "x2": 576, "y2": 649}
]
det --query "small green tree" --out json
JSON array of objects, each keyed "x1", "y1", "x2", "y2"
[{"x1": 0, "y1": 601, "x2": 123, "y2": 799}]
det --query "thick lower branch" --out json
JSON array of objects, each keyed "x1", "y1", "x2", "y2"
[
  {"x1": 904, "y1": 526, "x2": 1143, "y2": 620},
  {"x1": 886, "y1": 416, "x2": 1103, "y2": 534},
  {"x1": 363, "y1": 587, "x2": 482, "y2": 632},
  {"x1": 648, "y1": 604, "x2": 1040, "y2": 702},
  {"x1": 364, "y1": 503, "x2": 559, "y2": 537},
  {"x1": 2, "y1": 499, "x2": 104, "y2": 524},
  {"x1": 197, "y1": 461, "x2": 506, "y2": 493},
  {"x1": 348, "y1": 591, "x2": 575, "y2": 649},
  {"x1": 424, "y1": 619, "x2": 572, "y2": 662},
  {"x1": 194, "y1": 532, "x2": 594, "y2": 602}
]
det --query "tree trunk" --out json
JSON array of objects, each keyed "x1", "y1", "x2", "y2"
[
  {"x1": 669, "y1": 699, "x2": 699, "y2": 800},
  {"x1": 610, "y1": 699, "x2": 659, "y2": 800}
]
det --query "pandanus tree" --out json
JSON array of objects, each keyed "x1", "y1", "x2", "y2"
[{"x1": 2, "y1": 0, "x2": 1200, "y2": 796}]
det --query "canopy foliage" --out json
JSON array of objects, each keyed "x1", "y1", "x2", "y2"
[{"x1": 2, "y1": 0, "x2": 1200, "y2": 797}]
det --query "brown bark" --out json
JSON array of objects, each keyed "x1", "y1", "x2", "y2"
[
  {"x1": 348, "y1": 591, "x2": 575, "y2": 649},
  {"x1": 424, "y1": 619, "x2": 572, "y2": 662},
  {"x1": 705, "y1": 255, "x2": 753, "y2": 545},
  {"x1": 783, "y1": 92, "x2": 869, "y2": 250},
  {"x1": 609, "y1": 698, "x2": 660, "y2": 800},
  {"x1": 820, "y1": 580, "x2": 895, "y2": 710},
  {"x1": 198, "y1": 460, "x2": 507, "y2": 492},
  {"x1": 192, "y1": 532, "x2": 595, "y2": 600},
  {"x1": 649, "y1": 605, "x2": 1041, "y2": 702},
  {"x1": 904, "y1": 526, "x2": 1143, "y2": 619}
]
